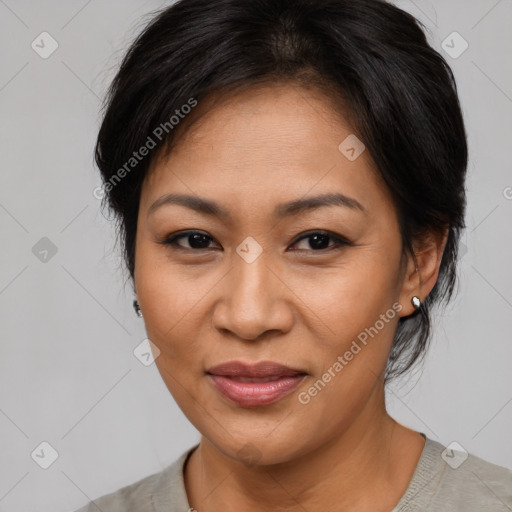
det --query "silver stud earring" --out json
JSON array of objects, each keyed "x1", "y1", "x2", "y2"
[
  {"x1": 133, "y1": 298, "x2": 143, "y2": 318},
  {"x1": 411, "y1": 296, "x2": 421, "y2": 309}
]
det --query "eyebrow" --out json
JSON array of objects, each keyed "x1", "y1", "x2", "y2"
[{"x1": 147, "y1": 192, "x2": 367, "y2": 219}]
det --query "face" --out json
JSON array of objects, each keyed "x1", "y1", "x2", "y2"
[{"x1": 134, "y1": 83, "x2": 413, "y2": 465}]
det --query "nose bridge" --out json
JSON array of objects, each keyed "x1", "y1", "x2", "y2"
[
  {"x1": 212, "y1": 247, "x2": 292, "y2": 340},
  {"x1": 231, "y1": 248, "x2": 274, "y2": 314}
]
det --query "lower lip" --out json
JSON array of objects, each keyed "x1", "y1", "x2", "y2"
[{"x1": 208, "y1": 374, "x2": 307, "y2": 407}]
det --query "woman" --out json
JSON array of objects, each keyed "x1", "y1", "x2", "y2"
[{"x1": 77, "y1": 0, "x2": 512, "y2": 510}]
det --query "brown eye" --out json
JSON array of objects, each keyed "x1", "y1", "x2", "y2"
[
  {"x1": 160, "y1": 231, "x2": 220, "y2": 250},
  {"x1": 159, "y1": 229, "x2": 352, "y2": 253},
  {"x1": 290, "y1": 230, "x2": 352, "y2": 252}
]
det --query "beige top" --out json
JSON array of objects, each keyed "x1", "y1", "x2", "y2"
[{"x1": 74, "y1": 434, "x2": 512, "y2": 511}]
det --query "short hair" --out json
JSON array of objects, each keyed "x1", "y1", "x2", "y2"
[{"x1": 95, "y1": 0, "x2": 468, "y2": 383}]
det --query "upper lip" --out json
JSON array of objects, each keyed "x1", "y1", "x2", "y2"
[{"x1": 206, "y1": 360, "x2": 307, "y2": 378}]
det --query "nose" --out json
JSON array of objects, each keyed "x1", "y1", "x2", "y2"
[{"x1": 211, "y1": 252, "x2": 294, "y2": 341}]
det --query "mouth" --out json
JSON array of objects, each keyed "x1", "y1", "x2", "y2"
[{"x1": 206, "y1": 360, "x2": 308, "y2": 407}]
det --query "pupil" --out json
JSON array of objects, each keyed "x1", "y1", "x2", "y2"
[
  {"x1": 189, "y1": 233, "x2": 210, "y2": 249},
  {"x1": 310, "y1": 234, "x2": 330, "y2": 250}
]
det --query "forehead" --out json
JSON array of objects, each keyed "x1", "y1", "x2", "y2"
[
  {"x1": 141, "y1": 84, "x2": 392, "y2": 221},
  {"x1": 164, "y1": 83, "x2": 358, "y2": 162}
]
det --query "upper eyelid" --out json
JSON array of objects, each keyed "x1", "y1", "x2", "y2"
[
  {"x1": 289, "y1": 231, "x2": 351, "y2": 250},
  {"x1": 164, "y1": 229, "x2": 350, "y2": 249},
  {"x1": 161, "y1": 230, "x2": 220, "y2": 250}
]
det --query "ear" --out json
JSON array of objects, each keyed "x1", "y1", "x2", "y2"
[{"x1": 398, "y1": 228, "x2": 449, "y2": 317}]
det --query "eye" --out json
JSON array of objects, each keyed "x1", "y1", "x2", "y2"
[
  {"x1": 288, "y1": 230, "x2": 352, "y2": 252},
  {"x1": 159, "y1": 229, "x2": 352, "y2": 253},
  {"x1": 159, "y1": 230, "x2": 220, "y2": 251}
]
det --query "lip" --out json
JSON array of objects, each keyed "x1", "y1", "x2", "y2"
[
  {"x1": 206, "y1": 360, "x2": 308, "y2": 407},
  {"x1": 207, "y1": 360, "x2": 307, "y2": 378}
]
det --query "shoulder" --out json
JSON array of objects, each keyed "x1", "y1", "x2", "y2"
[
  {"x1": 73, "y1": 469, "x2": 161, "y2": 512},
  {"x1": 424, "y1": 439, "x2": 512, "y2": 511},
  {"x1": 438, "y1": 449, "x2": 512, "y2": 508},
  {"x1": 73, "y1": 444, "x2": 198, "y2": 512}
]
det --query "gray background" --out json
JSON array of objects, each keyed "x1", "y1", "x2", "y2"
[{"x1": 0, "y1": 1, "x2": 511, "y2": 511}]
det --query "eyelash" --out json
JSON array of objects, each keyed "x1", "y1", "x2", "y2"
[{"x1": 158, "y1": 230, "x2": 353, "y2": 253}]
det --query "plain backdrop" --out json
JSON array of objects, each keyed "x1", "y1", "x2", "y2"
[{"x1": 0, "y1": 1, "x2": 511, "y2": 511}]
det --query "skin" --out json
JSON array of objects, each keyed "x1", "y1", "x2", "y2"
[{"x1": 134, "y1": 82, "x2": 447, "y2": 511}]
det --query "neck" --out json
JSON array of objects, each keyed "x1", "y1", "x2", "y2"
[{"x1": 184, "y1": 382, "x2": 425, "y2": 512}]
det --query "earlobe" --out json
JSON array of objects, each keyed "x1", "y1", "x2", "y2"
[
  {"x1": 411, "y1": 295, "x2": 421, "y2": 309},
  {"x1": 398, "y1": 228, "x2": 449, "y2": 317},
  {"x1": 133, "y1": 297, "x2": 143, "y2": 318}
]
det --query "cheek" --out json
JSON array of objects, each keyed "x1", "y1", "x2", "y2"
[
  {"x1": 286, "y1": 246, "x2": 401, "y2": 338},
  {"x1": 288, "y1": 266, "x2": 401, "y2": 441},
  {"x1": 135, "y1": 237, "x2": 213, "y2": 337},
  {"x1": 134, "y1": 247, "x2": 215, "y2": 405},
  {"x1": 279, "y1": 249, "x2": 402, "y2": 411}
]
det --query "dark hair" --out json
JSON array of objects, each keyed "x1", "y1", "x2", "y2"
[{"x1": 95, "y1": 0, "x2": 467, "y2": 383}]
